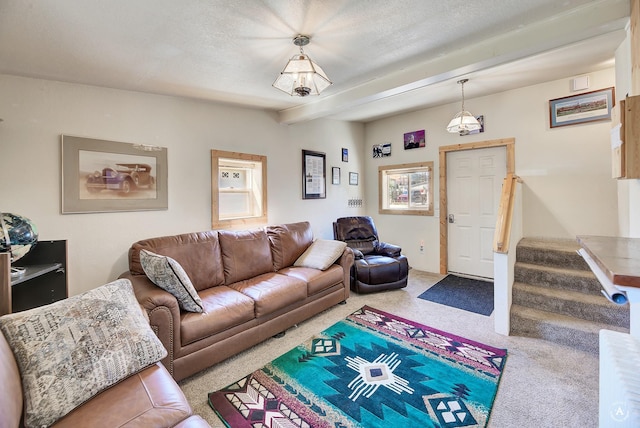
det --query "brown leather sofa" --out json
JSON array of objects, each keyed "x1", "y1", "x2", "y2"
[
  {"x1": 333, "y1": 216, "x2": 409, "y2": 293},
  {"x1": 120, "y1": 221, "x2": 354, "y2": 382},
  {"x1": 0, "y1": 325, "x2": 210, "y2": 428}
]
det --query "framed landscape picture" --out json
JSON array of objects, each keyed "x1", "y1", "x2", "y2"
[{"x1": 549, "y1": 87, "x2": 615, "y2": 128}]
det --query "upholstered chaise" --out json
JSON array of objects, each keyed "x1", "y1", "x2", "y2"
[{"x1": 333, "y1": 216, "x2": 409, "y2": 293}]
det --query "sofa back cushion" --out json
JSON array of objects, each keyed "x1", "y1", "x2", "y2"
[
  {"x1": 129, "y1": 231, "x2": 225, "y2": 291},
  {"x1": 266, "y1": 221, "x2": 314, "y2": 270},
  {"x1": 219, "y1": 228, "x2": 274, "y2": 284}
]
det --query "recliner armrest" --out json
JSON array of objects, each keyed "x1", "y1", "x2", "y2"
[
  {"x1": 376, "y1": 242, "x2": 402, "y2": 258},
  {"x1": 352, "y1": 249, "x2": 364, "y2": 259}
]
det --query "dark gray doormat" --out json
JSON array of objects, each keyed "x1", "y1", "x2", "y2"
[{"x1": 417, "y1": 274, "x2": 494, "y2": 316}]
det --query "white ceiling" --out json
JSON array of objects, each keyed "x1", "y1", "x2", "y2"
[{"x1": 0, "y1": 0, "x2": 630, "y2": 124}]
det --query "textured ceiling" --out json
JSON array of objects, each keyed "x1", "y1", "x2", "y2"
[{"x1": 0, "y1": 0, "x2": 631, "y2": 123}]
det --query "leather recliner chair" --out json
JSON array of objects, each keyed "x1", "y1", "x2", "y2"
[{"x1": 333, "y1": 216, "x2": 409, "y2": 293}]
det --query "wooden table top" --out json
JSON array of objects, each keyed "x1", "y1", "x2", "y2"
[{"x1": 577, "y1": 235, "x2": 640, "y2": 288}]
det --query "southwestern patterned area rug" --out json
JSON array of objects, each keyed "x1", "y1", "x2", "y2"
[{"x1": 208, "y1": 306, "x2": 507, "y2": 428}]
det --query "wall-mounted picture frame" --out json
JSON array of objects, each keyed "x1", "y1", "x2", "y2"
[
  {"x1": 403, "y1": 130, "x2": 426, "y2": 149},
  {"x1": 61, "y1": 135, "x2": 168, "y2": 214},
  {"x1": 349, "y1": 172, "x2": 359, "y2": 186},
  {"x1": 373, "y1": 143, "x2": 391, "y2": 158},
  {"x1": 342, "y1": 148, "x2": 349, "y2": 162},
  {"x1": 549, "y1": 87, "x2": 615, "y2": 128},
  {"x1": 302, "y1": 149, "x2": 326, "y2": 199},
  {"x1": 332, "y1": 167, "x2": 340, "y2": 185}
]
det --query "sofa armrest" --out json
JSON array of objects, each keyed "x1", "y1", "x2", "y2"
[
  {"x1": 119, "y1": 272, "x2": 181, "y2": 377},
  {"x1": 375, "y1": 242, "x2": 402, "y2": 258},
  {"x1": 336, "y1": 247, "x2": 354, "y2": 300}
]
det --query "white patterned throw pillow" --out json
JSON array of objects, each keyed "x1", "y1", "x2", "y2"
[
  {"x1": 294, "y1": 239, "x2": 347, "y2": 270},
  {"x1": 0, "y1": 279, "x2": 167, "y2": 428},
  {"x1": 139, "y1": 249, "x2": 204, "y2": 313}
]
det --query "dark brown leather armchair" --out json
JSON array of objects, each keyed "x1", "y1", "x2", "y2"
[{"x1": 333, "y1": 216, "x2": 408, "y2": 293}]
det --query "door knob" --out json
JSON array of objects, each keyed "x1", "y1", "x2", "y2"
[{"x1": 448, "y1": 214, "x2": 455, "y2": 224}]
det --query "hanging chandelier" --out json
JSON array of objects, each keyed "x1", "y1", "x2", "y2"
[
  {"x1": 446, "y1": 79, "x2": 481, "y2": 135},
  {"x1": 273, "y1": 35, "x2": 332, "y2": 97}
]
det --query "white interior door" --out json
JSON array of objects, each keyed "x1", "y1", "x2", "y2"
[{"x1": 447, "y1": 146, "x2": 507, "y2": 279}]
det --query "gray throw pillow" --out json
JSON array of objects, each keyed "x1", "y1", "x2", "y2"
[
  {"x1": 139, "y1": 249, "x2": 204, "y2": 313},
  {"x1": 0, "y1": 279, "x2": 167, "y2": 428}
]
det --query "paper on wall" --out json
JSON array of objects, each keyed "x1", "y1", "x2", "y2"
[{"x1": 610, "y1": 123, "x2": 622, "y2": 149}]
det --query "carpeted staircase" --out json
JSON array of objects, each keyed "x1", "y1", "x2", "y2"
[{"x1": 510, "y1": 237, "x2": 629, "y2": 354}]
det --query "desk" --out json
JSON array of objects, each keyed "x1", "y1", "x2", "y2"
[{"x1": 577, "y1": 235, "x2": 640, "y2": 337}]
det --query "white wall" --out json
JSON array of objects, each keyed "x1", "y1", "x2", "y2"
[
  {"x1": 0, "y1": 69, "x2": 621, "y2": 294},
  {"x1": 0, "y1": 75, "x2": 365, "y2": 296},
  {"x1": 364, "y1": 68, "x2": 619, "y2": 273}
]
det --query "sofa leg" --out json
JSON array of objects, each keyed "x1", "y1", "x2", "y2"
[
  {"x1": 339, "y1": 300, "x2": 347, "y2": 305},
  {"x1": 273, "y1": 331, "x2": 286, "y2": 338}
]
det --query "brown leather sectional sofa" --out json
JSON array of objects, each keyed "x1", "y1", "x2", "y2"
[{"x1": 120, "y1": 221, "x2": 354, "y2": 382}]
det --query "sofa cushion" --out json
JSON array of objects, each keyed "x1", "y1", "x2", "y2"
[
  {"x1": 181, "y1": 286, "x2": 255, "y2": 345},
  {"x1": 0, "y1": 279, "x2": 167, "y2": 428},
  {"x1": 130, "y1": 231, "x2": 225, "y2": 291},
  {"x1": 228, "y1": 273, "x2": 307, "y2": 318},
  {"x1": 266, "y1": 221, "x2": 314, "y2": 270},
  {"x1": 219, "y1": 228, "x2": 274, "y2": 284},
  {"x1": 139, "y1": 249, "x2": 204, "y2": 313},
  {"x1": 294, "y1": 239, "x2": 347, "y2": 271},
  {"x1": 279, "y1": 265, "x2": 344, "y2": 296}
]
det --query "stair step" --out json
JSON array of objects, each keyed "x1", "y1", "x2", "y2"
[
  {"x1": 514, "y1": 262, "x2": 602, "y2": 295},
  {"x1": 512, "y1": 282, "x2": 629, "y2": 327},
  {"x1": 516, "y1": 238, "x2": 588, "y2": 271},
  {"x1": 510, "y1": 304, "x2": 629, "y2": 354}
]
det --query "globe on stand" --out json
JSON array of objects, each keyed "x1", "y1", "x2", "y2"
[{"x1": 0, "y1": 213, "x2": 39, "y2": 276}]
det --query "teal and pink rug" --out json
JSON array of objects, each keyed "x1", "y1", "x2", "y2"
[{"x1": 208, "y1": 306, "x2": 507, "y2": 427}]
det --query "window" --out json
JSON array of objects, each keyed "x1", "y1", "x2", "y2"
[
  {"x1": 211, "y1": 150, "x2": 267, "y2": 228},
  {"x1": 379, "y1": 161, "x2": 434, "y2": 216}
]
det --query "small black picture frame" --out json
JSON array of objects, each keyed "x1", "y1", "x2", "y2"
[
  {"x1": 349, "y1": 172, "x2": 358, "y2": 186},
  {"x1": 332, "y1": 167, "x2": 340, "y2": 185},
  {"x1": 342, "y1": 148, "x2": 349, "y2": 162}
]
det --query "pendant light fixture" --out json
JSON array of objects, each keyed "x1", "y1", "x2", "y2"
[
  {"x1": 446, "y1": 79, "x2": 481, "y2": 135},
  {"x1": 273, "y1": 35, "x2": 332, "y2": 97}
]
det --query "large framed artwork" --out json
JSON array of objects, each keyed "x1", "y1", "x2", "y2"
[
  {"x1": 61, "y1": 135, "x2": 168, "y2": 213},
  {"x1": 302, "y1": 149, "x2": 326, "y2": 199},
  {"x1": 549, "y1": 87, "x2": 615, "y2": 128}
]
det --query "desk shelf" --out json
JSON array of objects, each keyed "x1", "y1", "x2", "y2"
[{"x1": 1, "y1": 240, "x2": 68, "y2": 315}]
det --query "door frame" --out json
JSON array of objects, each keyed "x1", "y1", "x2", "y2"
[{"x1": 439, "y1": 138, "x2": 515, "y2": 275}]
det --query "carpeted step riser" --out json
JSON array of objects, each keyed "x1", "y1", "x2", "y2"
[
  {"x1": 510, "y1": 311, "x2": 599, "y2": 354},
  {"x1": 514, "y1": 263, "x2": 602, "y2": 295},
  {"x1": 512, "y1": 285, "x2": 629, "y2": 326},
  {"x1": 516, "y1": 245, "x2": 589, "y2": 271}
]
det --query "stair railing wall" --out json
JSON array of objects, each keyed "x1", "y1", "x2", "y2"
[{"x1": 493, "y1": 178, "x2": 523, "y2": 335}]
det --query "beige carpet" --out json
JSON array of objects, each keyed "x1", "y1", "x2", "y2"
[{"x1": 179, "y1": 269, "x2": 598, "y2": 427}]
